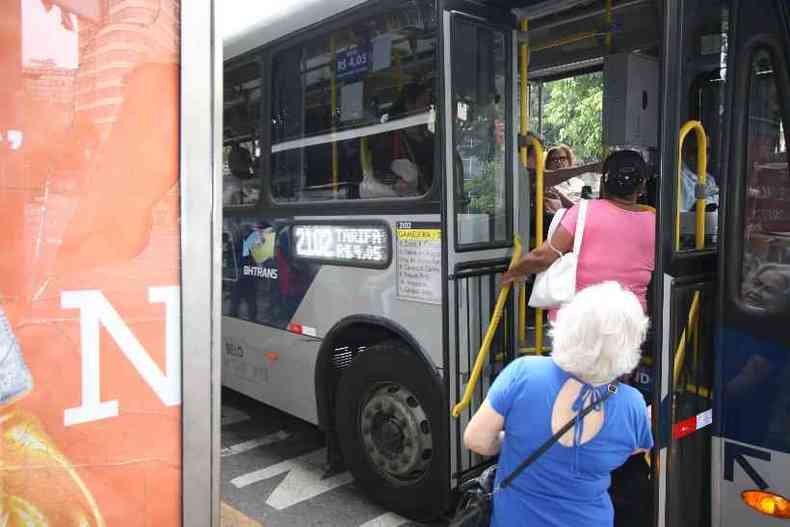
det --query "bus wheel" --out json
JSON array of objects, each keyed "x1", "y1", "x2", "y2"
[{"x1": 334, "y1": 340, "x2": 445, "y2": 520}]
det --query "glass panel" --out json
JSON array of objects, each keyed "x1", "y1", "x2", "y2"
[
  {"x1": 740, "y1": 48, "x2": 790, "y2": 311},
  {"x1": 453, "y1": 19, "x2": 509, "y2": 247},
  {"x1": 224, "y1": 59, "x2": 262, "y2": 206},
  {"x1": 0, "y1": 1, "x2": 182, "y2": 525},
  {"x1": 270, "y1": 0, "x2": 438, "y2": 202},
  {"x1": 676, "y1": 18, "x2": 729, "y2": 252}
]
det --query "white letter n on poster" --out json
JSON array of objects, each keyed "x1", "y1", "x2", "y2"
[{"x1": 61, "y1": 287, "x2": 181, "y2": 426}]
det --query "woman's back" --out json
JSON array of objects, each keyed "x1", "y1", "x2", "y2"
[
  {"x1": 488, "y1": 356, "x2": 652, "y2": 527},
  {"x1": 560, "y1": 199, "x2": 655, "y2": 312}
]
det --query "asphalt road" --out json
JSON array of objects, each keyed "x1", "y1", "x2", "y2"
[{"x1": 220, "y1": 388, "x2": 447, "y2": 527}]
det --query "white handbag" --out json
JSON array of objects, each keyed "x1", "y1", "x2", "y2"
[{"x1": 528, "y1": 199, "x2": 588, "y2": 309}]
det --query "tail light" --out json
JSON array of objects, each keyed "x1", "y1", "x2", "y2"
[{"x1": 742, "y1": 490, "x2": 790, "y2": 519}]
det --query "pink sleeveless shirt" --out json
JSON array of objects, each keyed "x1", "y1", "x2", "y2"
[{"x1": 549, "y1": 200, "x2": 655, "y2": 320}]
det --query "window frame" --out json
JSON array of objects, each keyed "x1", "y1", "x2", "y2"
[
  {"x1": 222, "y1": 52, "x2": 266, "y2": 211},
  {"x1": 257, "y1": 0, "x2": 444, "y2": 213}
]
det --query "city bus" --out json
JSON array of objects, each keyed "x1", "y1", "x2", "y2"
[{"x1": 221, "y1": 0, "x2": 790, "y2": 524}]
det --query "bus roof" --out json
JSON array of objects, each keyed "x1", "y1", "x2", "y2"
[
  {"x1": 223, "y1": 0, "x2": 369, "y2": 60},
  {"x1": 222, "y1": 0, "x2": 598, "y2": 60}
]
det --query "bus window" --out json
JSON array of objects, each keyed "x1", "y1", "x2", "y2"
[
  {"x1": 740, "y1": 48, "x2": 790, "y2": 312},
  {"x1": 452, "y1": 19, "x2": 510, "y2": 246},
  {"x1": 270, "y1": 0, "x2": 438, "y2": 203},
  {"x1": 225, "y1": 58, "x2": 262, "y2": 206}
]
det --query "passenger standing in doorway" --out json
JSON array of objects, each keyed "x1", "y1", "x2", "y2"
[
  {"x1": 526, "y1": 133, "x2": 602, "y2": 237},
  {"x1": 464, "y1": 281, "x2": 653, "y2": 527},
  {"x1": 505, "y1": 149, "x2": 656, "y2": 319}
]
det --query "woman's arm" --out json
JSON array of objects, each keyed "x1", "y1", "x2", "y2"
[
  {"x1": 544, "y1": 161, "x2": 602, "y2": 187},
  {"x1": 464, "y1": 399, "x2": 506, "y2": 456},
  {"x1": 502, "y1": 225, "x2": 573, "y2": 284}
]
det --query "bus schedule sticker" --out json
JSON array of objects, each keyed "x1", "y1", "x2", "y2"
[{"x1": 396, "y1": 222, "x2": 441, "y2": 304}]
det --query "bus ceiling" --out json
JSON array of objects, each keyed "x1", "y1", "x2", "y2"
[{"x1": 509, "y1": 0, "x2": 660, "y2": 75}]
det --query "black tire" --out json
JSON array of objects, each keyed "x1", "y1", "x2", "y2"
[{"x1": 335, "y1": 340, "x2": 449, "y2": 521}]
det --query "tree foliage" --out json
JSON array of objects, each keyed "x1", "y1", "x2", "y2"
[{"x1": 541, "y1": 72, "x2": 604, "y2": 162}]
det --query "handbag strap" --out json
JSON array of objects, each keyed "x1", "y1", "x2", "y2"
[
  {"x1": 498, "y1": 381, "x2": 619, "y2": 490},
  {"x1": 572, "y1": 199, "x2": 588, "y2": 255}
]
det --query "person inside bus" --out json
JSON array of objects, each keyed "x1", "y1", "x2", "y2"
[
  {"x1": 362, "y1": 82, "x2": 434, "y2": 198},
  {"x1": 679, "y1": 132, "x2": 718, "y2": 211},
  {"x1": 527, "y1": 133, "x2": 603, "y2": 189},
  {"x1": 464, "y1": 281, "x2": 653, "y2": 527},
  {"x1": 545, "y1": 144, "x2": 584, "y2": 212},
  {"x1": 526, "y1": 134, "x2": 603, "y2": 239},
  {"x1": 505, "y1": 149, "x2": 656, "y2": 320}
]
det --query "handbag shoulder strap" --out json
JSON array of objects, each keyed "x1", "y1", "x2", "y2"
[
  {"x1": 498, "y1": 381, "x2": 619, "y2": 490},
  {"x1": 572, "y1": 199, "x2": 588, "y2": 255},
  {"x1": 546, "y1": 208, "x2": 567, "y2": 241}
]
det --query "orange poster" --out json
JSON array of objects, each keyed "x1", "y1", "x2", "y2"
[{"x1": 0, "y1": 1, "x2": 182, "y2": 525}]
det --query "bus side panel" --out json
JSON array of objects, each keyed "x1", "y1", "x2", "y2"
[
  {"x1": 222, "y1": 316, "x2": 320, "y2": 425},
  {"x1": 713, "y1": 327, "x2": 790, "y2": 524},
  {"x1": 713, "y1": 437, "x2": 790, "y2": 526},
  {"x1": 292, "y1": 231, "x2": 443, "y2": 369},
  {"x1": 222, "y1": 214, "x2": 443, "y2": 419}
]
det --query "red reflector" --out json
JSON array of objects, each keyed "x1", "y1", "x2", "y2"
[
  {"x1": 673, "y1": 416, "x2": 696, "y2": 439},
  {"x1": 287, "y1": 323, "x2": 303, "y2": 335}
]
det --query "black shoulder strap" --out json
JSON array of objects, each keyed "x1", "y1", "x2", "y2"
[{"x1": 499, "y1": 382, "x2": 619, "y2": 490}]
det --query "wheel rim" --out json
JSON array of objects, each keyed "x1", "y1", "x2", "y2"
[{"x1": 359, "y1": 382, "x2": 433, "y2": 484}]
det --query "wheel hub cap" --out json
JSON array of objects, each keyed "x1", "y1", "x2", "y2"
[{"x1": 360, "y1": 383, "x2": 433, "y2": 483}]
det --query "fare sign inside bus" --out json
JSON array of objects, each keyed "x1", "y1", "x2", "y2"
[{"x1": 292, "y1": 224, "x2": 390, "y2": 268}]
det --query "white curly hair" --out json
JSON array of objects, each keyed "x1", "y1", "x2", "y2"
[{"x1": 551, "y1": 281, "x2": 649, "y2": 384}]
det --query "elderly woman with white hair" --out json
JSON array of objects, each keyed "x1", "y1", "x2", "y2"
[{"x1": 464, "y1": 281, "x2": 653, "y2": 527}]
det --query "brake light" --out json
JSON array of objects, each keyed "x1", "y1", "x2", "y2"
[{"x1": 742, "y1": 490, "x2": 790, "y2": 519}]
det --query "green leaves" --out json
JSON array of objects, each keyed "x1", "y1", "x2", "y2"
[{"x1": 540, "y1": 72, "x2": 604, "y2": 162}]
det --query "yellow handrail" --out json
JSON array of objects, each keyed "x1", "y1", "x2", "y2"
[
  {"x1": 672, "y1": 290, "x2": 701, "y2": 387},
  {"x1": 675, "y1": 121, "x2": 708, "y2": 251},
  {"x1": 451, "y1": 237, "x2": 523, "y2": 418}
]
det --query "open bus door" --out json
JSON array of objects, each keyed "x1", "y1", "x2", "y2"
[
  {"x1": 653, "y1": 2, "x2": 727, "y2": 526},
  {"x1": 440, "y1": 0, "x2": 519, "y2": 488},
  {"x1": 713, "y1": 1, "x2": 790, "y2": 525},
  {"x1": 657, "y1": 1, "x2": 790, "y2": 526}
]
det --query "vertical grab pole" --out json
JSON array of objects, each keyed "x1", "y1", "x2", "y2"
[
  {"x1": 674, "y1": 121, "x2": 708, "y2": 250},
  {"x1": 517, "y1": 18, "x2": 530, "y2": 347},
  {"x1": 605, "y1": 0, "x2": 613, "y2": 50},
  {"x1": 330, "y1": 36, "x2": 339, "y2": 194},
  {"x1": 531, "y1": 136, "x2": 546, "y2": 355}
]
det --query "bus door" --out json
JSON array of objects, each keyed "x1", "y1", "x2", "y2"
[
  {"x1": 654, "y1": 2, "x2": 729, "y2": 526},
  {"x1": 440, "y1": 1, "x2": 518, "y2": 486},
  {"x1": 713, "y1": 1, "x2": 790, "y2": 525}
]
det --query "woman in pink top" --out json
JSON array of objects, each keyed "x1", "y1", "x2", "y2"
[{"x1": 504, "y1": 150, "x2": 656, "y2": 315}]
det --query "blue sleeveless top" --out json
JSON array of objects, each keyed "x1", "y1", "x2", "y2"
[{"x1": 488, "y1": 356, "x2": 653, "y2": 527}]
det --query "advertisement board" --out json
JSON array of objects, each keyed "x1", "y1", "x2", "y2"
[{"x1": 0, "y1": 1, "x2": 182, "y2": 524}]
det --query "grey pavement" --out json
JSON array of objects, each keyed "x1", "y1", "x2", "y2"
[{"x1": 221, "y1": 388, "x2": 448, "y2": 527}]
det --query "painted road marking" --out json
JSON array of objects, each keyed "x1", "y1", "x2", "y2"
[
  {"x1": 231, "y1": 448, "x2": 353, "y2": 510},
  {"x1": 221, "y1": 501, "x2": 264, "y2": 527},
  {"x1": 221, "y1": 430, "x2": 291, "y2": 458},
  {"x1": 359, "y1": 512, "x2": 410, "y2": 527},
  {"x1": 222, "y1": 407, "x2": 251, "y2": 427}
]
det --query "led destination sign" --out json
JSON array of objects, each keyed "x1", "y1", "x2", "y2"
[{"x1": 292, "y1": 224, "x2": 390, "y2": 267}]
